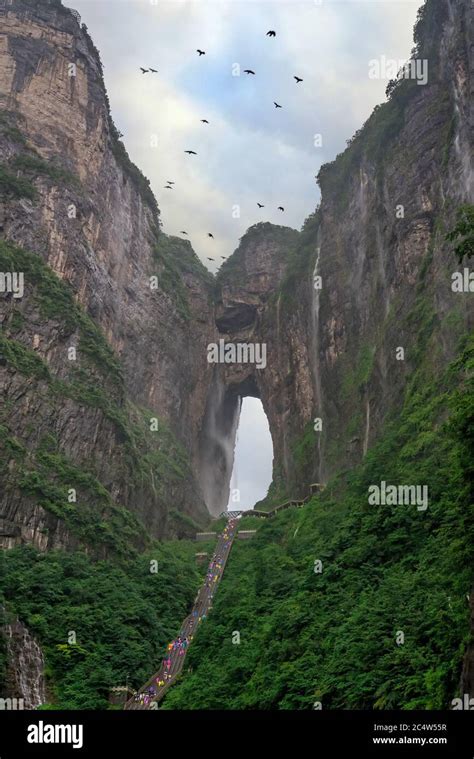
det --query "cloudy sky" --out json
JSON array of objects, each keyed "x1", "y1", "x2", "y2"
[
  {"x1": 73, "y1": 0, "x2": 420, "y2": 271},
  {"x1": 72, "y1": 0, "x2": 421, "y2": 509},
  {"x1": 227, "y1": 397, "x2": 273, "y2": 510}
]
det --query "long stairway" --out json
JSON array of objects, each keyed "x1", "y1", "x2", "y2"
[{"x1": 125, "y1": 515, "x2": 239, "y2": 710}]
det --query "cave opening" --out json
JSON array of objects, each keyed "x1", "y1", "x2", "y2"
[
  {"x1": 198, "y1": 372, "x2": 274, "y2": 516},
  {"x1": 227, "y1": 396, "x2": 273, "y2": 512}
]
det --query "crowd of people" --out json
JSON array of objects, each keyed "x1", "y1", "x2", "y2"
[{"x1": 131, "y1": 516, "x2": 239, "y2": 708}]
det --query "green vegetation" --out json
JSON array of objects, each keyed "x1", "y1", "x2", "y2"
[
  {"x1": 152, "y1": 234, "x2": 213, "y2": 320},
  {"x1": 217, "y1": 223, "x2": 299, "y2": 293},
  {"x1": 0, "y1": 239, "x2": 123, "y2": 389},
  {"x1": 10, "y1": 154, "x2": 79, "y2": 189},
  {"x1": 276, "y1": 212, "x2": 316, "y2": 309},
  {"x1": 152, "y1": 236, "x2": 191, "y2": 320},
  {"x1": 0, "y1": 240, "x2": 198, "y2": 550},
  {"x1": 0, "y1": 542, "x2": 203, "y2": 708},
  {"x1": 0, "y1": 333, "x2": 50, "y2": 380},
  {"x1": 162, "y1": 335, "x2": 473, "y2": 709},
  {"x1": 0, "y1": 110, "x2": 27, "y2": 145},
  {"x1": 446, "y1": 205, "x2": 474, "y2": 263},
  {"x1": 109, "y1": 121, "x2": 159, "y2": 218},
  {"x1": 0, "y1": 165, "x2": 37, "y2": 200},
  {"x1": 341, "y1": 342, "x2": 375, "y2": 400}
]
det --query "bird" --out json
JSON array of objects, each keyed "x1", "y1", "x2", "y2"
[
  {"x1": 164, "y1": 185, "x2": 173, "y2": 189},
  {"x1": 221, "y1": 256, "x2": 227, "y2": 260},
  {"x1": 197, "y1": 49, "x2": 206, "y2": 56},
  {"x1": 140, "y1": 67, "x2": 149, "y2": 74},
  {"x1": 278, "y1": 206, "x2": 285, "y2": 211},
  {"x1": 184, "y1": 150, "x2": 197, "y2": 155},
  {"x1": 208, "y1": 233, "x2": 214, "y2": 239},
  {"x1": 201, "y1": 119, "x2": 209, "y2": 124},
  {"x1": 180, "y1": 231, "x2": 188, "y2": 235},
  {"x1": 274, "y1": 101, "x2": 282, "y2": 108},
  {"x1": 266, "y1": 30, "x2": 276, "y2": 37},
  {"x1": 294, "y1": 76, "x2": 303, "y2": 83},
  {"x1": 149, "y1": 68, "x2": 158, "y2": 73},
  {"x1": 257, "y1": 203, "x2": 264, "y2": 208},
  {"x1": 207, "y1": 257, "x2": 215, "y2": 261},
  {"x1": 244, "y1": 69, "x2": 255, "y2": 75},
  {"x1": 167, "y1": 181, "x2": 175, "y2": 184}
]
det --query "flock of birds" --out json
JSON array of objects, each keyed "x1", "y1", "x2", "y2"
[{"x1": 139, "y1": 30, "x2": 303, "y2": 266}]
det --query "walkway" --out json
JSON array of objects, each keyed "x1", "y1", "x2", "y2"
[{"x1": 124, "y1": 515, "x2": 239, "y2": 710}]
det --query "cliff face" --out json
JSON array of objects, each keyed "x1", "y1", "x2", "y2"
[
  {"x1": 0, "y1": 0, "x2": 215, "y2": 550},
  {"x1": 0, "y1": 0, "x2": 472, "y2": 536},
  {"x1": 209, "y1": 0, "x2": 473, "y2": 508},
  {"x1": 1, "y1": 617, "x2": 45, "y2": 709}
]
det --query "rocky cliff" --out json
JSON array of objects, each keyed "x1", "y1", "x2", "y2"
[
  {"x1": 1, "y1": 615, "x2": 45, "y2": 709},
  {"x1": 206, "y1": 0, "x2": 473, "y2": 509},
  {"x1": 0, "y1": 0, "x2": 216, "y2": 551},
  {"x1": 0, "y1": 0, "x2": 472, "y2": 543}
]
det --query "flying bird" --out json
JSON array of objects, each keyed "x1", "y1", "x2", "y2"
[
  {"x1": 149, "y1": 68, "x2": 158, "y2": 73},
  {"x1": 167, "y1": 181, "x2": 175, "y2": 184},
  {"x1": 164, "y1": 185, "x2": 173, "y2": 189},
  {"x1": 257, "y1": 203, "x2": 264, "y2": 208},
  {"x1": 197, "y1": 49, "x2": 206, "y2": 56},
  {"x1": 244, "y1": 69, "x2": 255, "y2": 75},
  {"x1": 207, "y1": 257, "x2": 215, "y2": 261},
  {"x1": 278, "y1": 206, "x2": 285, "y2": 212},
  {"x1": 294, "y1": 76, "x2": 303, "y2": 83},
  {"x1": 274, "y1": 101, "x2": 282, "y2": 108},
  {"x1": 184, "y1": 150, "x2": 197, "y2": 155},
  {"x1": 201, "y1": 119, "x2": 209, "y2": 123},
  {"x1": 266, "y1": 30, "x2": 276, "y2": 37},
  {"x1": 221, "y1": 256, "x2": 227, "y2": 260},
  {"x1": 180, "y1": 231, "x2": 188, "y2": 235},
  {"x1": 140, "y1": 67, "x2": 149, "y2": 74},
  {"x1": 208, "y1": 233, "x2": 214, "y2": 239}
]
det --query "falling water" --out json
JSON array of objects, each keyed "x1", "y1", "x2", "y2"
[
  {"x1": 199, "y1": 373, "x2": 242, "y2": 516},
  {"x1": 310, "y1": 229, "x2": 323, "y2": 481}
]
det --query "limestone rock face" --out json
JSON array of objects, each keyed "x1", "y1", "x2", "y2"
[
  {"x1": 201, "y1": 0, "x2": 473, "y2": 511},
  {"x1": 0, "y1": 0, "x2": 214, "y2": 547},
  {"x1": 0, "y1": 0, "x2": 472, "y2": 534},
  {"x1": 2, "y1": 617, "x2": 46, "y2": 709}
]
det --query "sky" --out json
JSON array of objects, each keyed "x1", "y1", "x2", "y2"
[
  {"x1": 73, "y1": 0, "x2": 421, "y2": 272},
  {"x1": 71, "y1": 0, "x2": 421, "y2": 509},
  {"x1": 227, "y1": 398, "x2": 273, "y2": 510}
]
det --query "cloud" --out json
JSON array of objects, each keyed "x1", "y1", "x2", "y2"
[{"x1": 74, "y1": 0, "x2": 420, "y2": 270}]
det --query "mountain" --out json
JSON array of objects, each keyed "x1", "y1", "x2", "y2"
[
  {"x1": 0, "y1": 0, "x2": 216, "y2": 554},
  {"x1": 0, "y1": 0, "x2": 472, "y2": 709}
]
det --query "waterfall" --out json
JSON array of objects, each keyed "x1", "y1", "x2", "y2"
[
  {"x1": 3, "y1": 619, "x2": 45, "y2": 709},
  {"x1": 310, "y1": 229, "x2": 323, "y2": 481},
  {"x1": 198, "y1": 373, "x2": 242, "y2": 516},
  {"x1": 363, "y1": 394, "x2": 371, "y2": 457}
]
